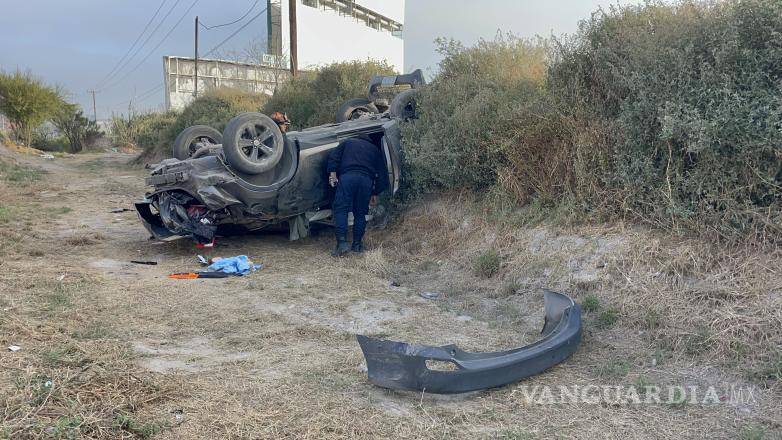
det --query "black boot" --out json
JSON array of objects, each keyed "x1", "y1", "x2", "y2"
[
  {"x1": 351, "y1": 241, "x2": 364, "y2": 253},
  {"x1": 331, "y1": 236, "x2": 351, "y2": 257}
]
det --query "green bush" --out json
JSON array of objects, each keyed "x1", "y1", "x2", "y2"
[
  {"x1": 403, "y1": 0, "x2": 782, "y2": 240},
  {"x1": 473, "y1": 248, "x2": 501, "y2": 278},
  {"x1": 595, "y1": 307, "x2": 619, "y2": 329},
  {"x1": 402, "y1": 37, "x2": 553, "y2": 196},
  {"x1": 124, "y1": 87, "x2": 267, "y2": 160},
  {"x1": 51, "y1": 103, "x2": 103, "y2": 153},
  {"x1": 581, "y1": 295, "x2": 600, "y2": 313},
  {"x1": 262, "y1": 60, "x2": 395, "y2": 130},
  {"x1": 165, "y1": 87, "x2": 268, "y2": 142},
  {"x1": 550, "y1": 0, "x2": 782, "y2": 237},
  {"x1": 32, "y1": 131, "x2": 69, "y2": 152},
  {"x1": 130, "y1": 62, "x2": 392, "y2": 160},
  {"x1": 0, "y1": 70, "x2": 64, "y2": 147},
  {"x1": 110, "y1": 111, "x2": 177, "y2": 152},
  {"x1": 135, "y1": 112, "x2": 179, "y2": 150}
]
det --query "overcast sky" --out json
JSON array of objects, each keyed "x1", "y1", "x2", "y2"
[{"x1": 0, "y1": 0, "x2": 640, "y2": 118}]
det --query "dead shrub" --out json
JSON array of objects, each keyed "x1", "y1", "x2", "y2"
[{"x1": 64, "y1": 233, "x2": 103, "y2": 246}]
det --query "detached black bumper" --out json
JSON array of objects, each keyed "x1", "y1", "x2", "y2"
[{"x1": 357, "y1": 290, "x2": 582, "y2": 394}]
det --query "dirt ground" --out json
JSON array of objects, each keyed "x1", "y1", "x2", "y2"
[{"x1": 1, "y1": 149, "x2": 780, "y2": 439}]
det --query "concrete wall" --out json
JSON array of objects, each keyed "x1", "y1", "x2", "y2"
[
  {"x1": 163, "y1": 56, "x2": 290, "y2": 111},
  {"x1": 271, "y1": 0, "x2": 405, "y2": 73}
]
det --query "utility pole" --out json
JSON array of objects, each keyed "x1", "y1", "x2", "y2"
[
  {"x1": 288, "y1": 0, "x2": 298, "y2": 77},
  {"x1": 194, "y1": 16, "x2": 199, "y2": 98},
  {"x1": 88, "y1": 90, "x2": 98, "y2": 122}
]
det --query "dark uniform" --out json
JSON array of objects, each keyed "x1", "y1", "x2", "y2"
[{"x1": 327, "y1": 136, "x2": 388, "y2": 255}]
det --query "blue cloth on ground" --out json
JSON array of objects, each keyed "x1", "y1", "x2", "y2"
[{"x1": 206, "y1": 255, "x2": 262, "y2": 275}]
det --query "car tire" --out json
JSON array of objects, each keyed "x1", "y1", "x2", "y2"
[
  {"x1": 336, "y1": 98, "x2": 379, "y2": 122},
  {"x1": 172, "y1": 125, "x2": 222, "y2": 160},
  {"x1": 389, "y1": 89, "x2": 419, "y2": 120},
  {"x1": 222, "y1": 112, "x2": 285, "y2": 175}
]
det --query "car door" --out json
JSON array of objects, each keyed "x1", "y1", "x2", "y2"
[{"x1": 381, "y1": 120, "x2": 402, "y2": 195}]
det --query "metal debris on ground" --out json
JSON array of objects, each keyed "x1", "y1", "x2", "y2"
[
  {"x1": 7, "y1": 345, "x2": 21, "y2": 352},
  {"x1": 171, "y1": 409, "x2": 185, "y2": 421},
  {"x1": 130, "y1": 260, "x2": 158, "y2": 265},
  {"x1": 419, "y1": 291, "x2": 440, "y2": 300}
]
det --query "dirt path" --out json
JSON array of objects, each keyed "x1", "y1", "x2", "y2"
[{"x1": 1, "y1": 150, "x2": 780, "y2": 439}]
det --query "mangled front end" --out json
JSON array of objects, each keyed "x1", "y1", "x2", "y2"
[
  {"x1": 135, "y1": 157, "x2": 244, "y2": 243},
  {"x1": 357, "y1": 290, "x2": 582, "y2": 394}
]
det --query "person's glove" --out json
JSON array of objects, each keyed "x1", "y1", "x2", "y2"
[{"x1": 329, "y1": 172, "x2": 338, "y2": 187}]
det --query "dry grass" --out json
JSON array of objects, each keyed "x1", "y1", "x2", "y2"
[
  {"x1": 0, "y1": 150, "x2": 182, "y2": 438},
  {"x1": 0, "y1": 150, "x2": 780, "y2": 439},
  {"x1": 64, "y1": 232, "x2": 105, "y2": 247},
  {"x1": 379, "y1": 195, "x2": 782, "y2": 390},
  {"x1": 606, "y1": 239, "x2": 782, "y2": 379},
  {"x1": 0, "y1": 273, "x2": 183, "y2": 439}
]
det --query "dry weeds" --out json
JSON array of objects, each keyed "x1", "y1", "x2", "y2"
[{"x1": 0, "y1": 148, "x2": 780, "y2": 439}]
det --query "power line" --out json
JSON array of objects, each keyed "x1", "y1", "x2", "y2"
[
  {"x1": 199, "y1": 0, "x2": 258, "y2": 30},
  {"x1": 203, "y1": 6, "x2": 267, "y2": 58},
  {"x1": 98, "y1": 0, "x2": 186, "y2": 91},
  {"x1": 133, "y1": 84, "x2": 165, "y2": 105},
  {"x1": 112, "y1": 2, "x2": 267, "y2": 110},
  {"x1": 95, "y1": 0, "x2": 169, "y2": 90},
  {"x1": 112, "y1": 82, "x2": 164, "y2": 108},
  {"x1": 99, "y1": 0, "x2": 184, "y2": 90},
  {"x1": 101, "y1": 0, "x2": 200, "y2": 91}
]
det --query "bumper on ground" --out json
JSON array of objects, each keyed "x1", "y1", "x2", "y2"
[{"x1": 357, "y1": 290, "x2": 582, "y2": 394}]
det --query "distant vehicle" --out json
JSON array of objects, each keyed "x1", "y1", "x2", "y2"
[{"x1": 135, "y1": 70, "x2": 423, "y2": 244}]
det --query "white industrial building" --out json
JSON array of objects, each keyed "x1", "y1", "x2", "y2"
[{"x1": 268, "y1": 0, "x2": 405, "y2": 73}]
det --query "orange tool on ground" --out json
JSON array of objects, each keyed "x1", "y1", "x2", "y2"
[{"x1": 168, "y1": 272, "x2": 231, "y2": 279}]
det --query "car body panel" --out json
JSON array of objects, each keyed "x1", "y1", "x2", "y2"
[{"x1": 356, "y1": 290, "x2": 582, "y2": 394}]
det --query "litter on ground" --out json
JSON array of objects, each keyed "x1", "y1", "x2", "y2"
[{"x1": 207, "y1": 255, "x2": 262, "y2": 275}]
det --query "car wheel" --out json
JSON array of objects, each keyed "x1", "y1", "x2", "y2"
[
  {"x1": 336, "y1": 98, "x2": 379, "y2": 122},
  {"x1": 389, "y1": 89, "x2": 419, "y2": 120},
  {"x1": 172, "y1": 125, "x2": 222, "y2": 160},
  {"x1": 222, "y1": 112, "x2": 284, "y2": 175}
]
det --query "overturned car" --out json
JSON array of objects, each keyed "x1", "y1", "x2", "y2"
[{"x1": 135, "y1": 71, "x2": 423, "y2": 244}]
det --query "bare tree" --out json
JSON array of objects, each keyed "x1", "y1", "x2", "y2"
[{"x1": 212, "y1": 36, "x2": 291, "y2": 93}]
